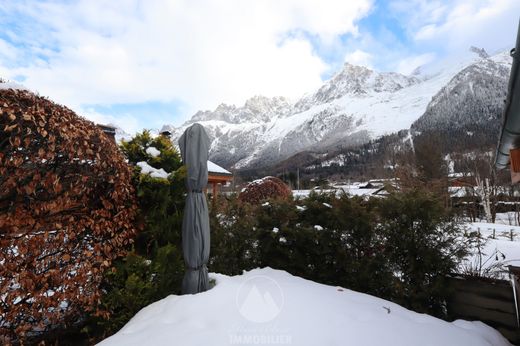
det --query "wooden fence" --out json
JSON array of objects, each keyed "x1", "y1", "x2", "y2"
[
  {"x1": 446, "y1": 273, "x2": 520, "y2": 344},
  {"x1": 475, "y1": 227, "x2": 518, "y2": 241}
]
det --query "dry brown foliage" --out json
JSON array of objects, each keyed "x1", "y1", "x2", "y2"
[
  {"x1": 238, "y1": 176, "x2": 291, "y2": 204},
  {"x1": 0, "y1": 88, "x2": 138, "y2": 340}
]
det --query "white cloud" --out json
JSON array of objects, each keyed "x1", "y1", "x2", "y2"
[
  {"x1": 344, "y1": 49, "x2": 373, "y2": 68},
  {"x1": 0, "y1": 38, "x2": 17, "y2": 60},
  {"x1": 408, "y1": 0, "x2": 520, "y2": 53},
  {"x1": 80, "y1": 108, "x2": 142, "y2": 135},
  {"x1": 390, "y1": 0, "x2": 448, "y2": 30},
  {"x1": 396, "y1": 53, "x2": 436, "y2": 75},
  {"x1": 0, "y1": 0, "x2": 372, "y2": 129}
]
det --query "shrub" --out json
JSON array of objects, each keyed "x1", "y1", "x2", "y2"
[
  {"x1": 320, "y1": 193, "x2": 393, "y2": 297},
  {"x1": 90, "y1": 131, "x2": 185, "y2": 336},
  {"x1": 120, "y1": 130, "x2": 181, "y2": 173},
  {"x1": 210, "y1": 189, "x2": 467, "y2": 318},
  {"x1": 238, "y1": 176, "x2": 291, "y2": 204},
  {"x1": 95, "y1": 244, "x2": 183, "y2": 336},
  {"x1": 0, "y1": 88, "x2": 138, "y2": 340},
  {"x1": 211, "y1": 192, "x2": 393, "y2": 297},
  {"x1": 209, "y1": 196, "x2": 259, "y2": 275},
  {"x1": 377, "y1": 189, "x2": 468, "y2": 316}
]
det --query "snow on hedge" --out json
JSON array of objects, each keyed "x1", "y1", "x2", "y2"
[
  {"x1": 145, "y1": 146, "x2": 161, "y2": 157},
  {"x1": 136, "y1": 161, "x2": 169, "y2": 179},
  {"x1": 98, "y1": 268, "x2": 509, "y2": 346}
]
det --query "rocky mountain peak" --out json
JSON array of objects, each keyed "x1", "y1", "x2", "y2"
[
  {"x1": 244, "y1": 95, "x2": 290, "y2": 113},
  {"x1": 295, "y1": 62, "x2": 419, "y2": 112},
  {"x1": 186, "y1": 95, "x2": 291, "y2": 125},
  {"x1": 411, "y1": 66, "x2": 422, "y2": 76},
  {"x1": 470, "y1": 46, "x2": 490, "y2": 59}
]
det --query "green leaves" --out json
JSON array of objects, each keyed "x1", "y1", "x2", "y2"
[
  {"x1": 92, "y1": 131, "x2": 185, "y2": 338},
  {"x1": 120, "y1": 130, "x2": 182, "y2": 174},
  {"x1": 210, "y1": 189, "x2": 466, "y2": 318}
]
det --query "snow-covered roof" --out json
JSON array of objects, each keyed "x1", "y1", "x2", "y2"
[
  {"x1": 448, "y1": 172, "x2": 468, "y2": 178},
  {"x1": 160, "y1": 124, "x2": 175, "y2": 134},
  {"x1": 208, "y1": 160, "x2": 231, "y2": 175}
]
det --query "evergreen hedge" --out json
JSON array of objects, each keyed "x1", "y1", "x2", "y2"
[
  {"x1": 210, "y1": 189, "x2": 468, "y2": 318},
  {"x1": 87, "y1": 131, "x2": 186, "y2": 338}
]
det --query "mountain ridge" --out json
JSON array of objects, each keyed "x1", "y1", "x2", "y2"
[{"x1": 164, "y1": 48, "x2": 511, "y2": 171}]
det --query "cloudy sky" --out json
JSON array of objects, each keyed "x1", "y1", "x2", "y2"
[{"x1": 0, "y1": 0, "x2": 519, "y2": 133}]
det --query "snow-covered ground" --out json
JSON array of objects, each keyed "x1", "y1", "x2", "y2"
[
  {"x1": 463, "y1": 221, "x2": 520, "y2": 276},
  {"x1": 492, "y1": 212, "x2": 520, "y2": 227},
  {"x1": 293, "y1": 182, "x2": 388, "y2": 198},
  {"x1": 98, "y1": 268, "x2": 510, "y2": 346}
]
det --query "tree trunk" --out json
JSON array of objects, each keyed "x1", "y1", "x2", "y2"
[{"x1": 475, "y1": 175, "x2": 493, "y2": 223}]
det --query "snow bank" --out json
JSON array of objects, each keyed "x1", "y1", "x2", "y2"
[
  {"x1": 292, "y1": 185, "x2": 382, "y2": 199},
  {"x1": 464, "y1": 222, "x2": 520, "y2": 274},
  {"x1": 98, "y1": 268, "x2": 510, "y2": 346},
  {"x1": 136, "y1": 161, "x2": 169, "y2": 179}
]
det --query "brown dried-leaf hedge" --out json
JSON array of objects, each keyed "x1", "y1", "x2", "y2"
[
  {"x1": 0, "y1": 88, "x2": 138, "y2": 340},
  {"x1": 238, "y1": 176, "x2": 292, "y2": 204}
]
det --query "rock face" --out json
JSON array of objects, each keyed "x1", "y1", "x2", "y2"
[
  {"x1": 294, "y1": 63, "x2": 419, "y2": 112},
  {"x1": 164, "y1": 48, "x2": 512, "y2": 170},
  {"x1": 238, "y1": 176, "x2": 291, "y2": 204},
  {"x1": 413, "y1": 53, "x2": 510, "y2": 132}
]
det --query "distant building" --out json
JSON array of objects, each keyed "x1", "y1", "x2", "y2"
[
  {"x1": 159, "y1": 125, "x2": 175, "y2": 137},
  {"x1": 448, "y1": 173, "x2": 475, "y2": 187},
  {"x1": 208, "y1": 160, "x2": 233, "y2": 200}
]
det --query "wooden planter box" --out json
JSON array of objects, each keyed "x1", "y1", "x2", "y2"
[{"x1": 446, "y1": 273, "x2": 520, "y2": 344}]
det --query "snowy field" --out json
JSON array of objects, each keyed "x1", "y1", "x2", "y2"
[
  {"x1": 463, "y1": 220, "x2": 520, "y2": 276},
  {"x1": 99, "y1": 268, "x2": 510, "y2": 346},
  {"x1": 293, "y1": 186, "x2": 382, "y2": 199}
]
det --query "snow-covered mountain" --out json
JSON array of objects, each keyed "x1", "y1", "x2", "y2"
[
  {"x1": 413, "y1": 52, "x2": 511, "y2": 131},
  {"x1": 166, "y1": 48, "x2": 512, "y2": 170}
]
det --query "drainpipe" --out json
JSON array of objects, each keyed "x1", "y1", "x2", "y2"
[
  {"x1": 495, "y1": 20, "x2": 520, "y2": 169},
  {"x1": 509, "y1": 266, "x2": 520, "y2": 328}
]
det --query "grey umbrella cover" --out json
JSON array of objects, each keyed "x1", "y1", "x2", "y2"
[{"x1": 178, "y1": 123, "x2": 211, "y2": 294}]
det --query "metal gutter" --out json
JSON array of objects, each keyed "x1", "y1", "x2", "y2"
[{"x1": 496, "y1": 20, "x2": 520, "y2": 169}]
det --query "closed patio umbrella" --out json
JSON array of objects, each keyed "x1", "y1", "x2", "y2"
[{"x1": 178, "y1": 123, "x2": 211, "y2": 294}]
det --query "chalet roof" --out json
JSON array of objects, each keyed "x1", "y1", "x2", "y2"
[
  {"x1": 495, "y1": 20, "x2": 520, "y2": 169},
  {"x1": 97, "y1": 124, "x2": 117, "y2": 133},
  {"x1": 208, "y1": 160, "x2": 232, "y2": 176},
  {"x1": 160, "y1": 125, "x2": 175, "y2": 136}
]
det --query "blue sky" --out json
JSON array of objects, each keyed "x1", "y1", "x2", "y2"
[{"x1": 0, "y1": 0, "x2": 519, "y2": 133}]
